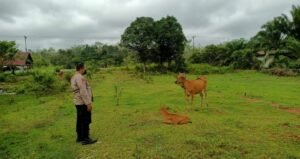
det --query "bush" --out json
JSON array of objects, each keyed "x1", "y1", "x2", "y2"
[
  {"x1": 5, "y1": 74, "x2": 17, "y2": 82},
  {"x1": 24, "y1": 70, "x2": 68, "y2": 96},
  {"x1": 55, "y1": 67, "x2": 61, "y2": 73},
  {"x1": 187, "y1": 64, "x2": 234, "y2": 75},
  {"x1": 231, "y1": 49, "x2": 260, "y2": 69},
  {"x1": 171, "y1": 57, "x2": 188, "y2": 73},
  {"x1": 289, "y1": 59, "x2": 300, "y2": 69},
  {"x1": 0, "y1": 73, "x2": 17, "y2": 82},
  {"x1": 262, "y1": 68, "x2": 298, "y2": 76},
  {"x1": 0, "y1": 74, "x2": 5, "y2": 82},
  {"x1": 30, "y1": 71, "x2": 56, "y2": 92},
  {"x1": 63, "y1": 71, "x2": 73, "y2": 83},
  {"x1": 15, "y1": 71, "x2": 32, "y2": 76},
  {"x1": 131, "y1": 71, "x2": 154, "y2": 83}
]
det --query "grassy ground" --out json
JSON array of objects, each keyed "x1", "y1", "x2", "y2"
[{"x1": 0, "y1": 70, "x2": 300, "y2": 159}]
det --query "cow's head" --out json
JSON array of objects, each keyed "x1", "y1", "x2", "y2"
[
  {"x1": 175, "y1": 73, "x2": 186, "y2": 85},
  {"x1": 160, "y1": 106, "x2": 170, "y2": 112}
]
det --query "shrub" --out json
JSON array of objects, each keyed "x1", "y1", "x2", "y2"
[
  {"x1": 262, "y1": 68, "x2": 298, "y2": 76},
  {"x1": 55, "y1": 67, "x2": 61, "y2": 73},
  {"x1": 30, "y1": 71, "x2": 56, "y2": 93},
  {"x1": 187, "y1": 64, "x2": 234, "y2": 75},
  {"x1": 85, "y1": 62, "x2": 99, "y2": 79},
  {"x1": 0, "y1": 74, "x2": 5, "y2": 82},
  {"x1": 63, "y1": 71, "x2": 73, "y2": 83},
  {"x1": 289, "y1": 59, "x2": 300, "y2": 69},
  {"x1": 0, "y1": 73, "x2": 17, "y2": 82},
  {"x1": 24, "y1": 70, "x2": 68, "y2": 96},
  {"x1": 5, "y1": 74, "x2": 17, "y2": 82},
  {"x1": 15, "y1": 71, "x2": 32, "y2": 76}
]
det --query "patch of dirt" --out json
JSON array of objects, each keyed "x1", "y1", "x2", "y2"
[
  {"x1": 270, "y1": 102, "x2": 281, "y2": 108},
  {"x1": 270, "y1": 102, "x2": 300, "y2": 115},
  {"x1": 269, "y1": 132, "x2": 300, "y2": 142},
  {"x1": 241, "y1": 96, "x2": 262, "y2": 103},
  {"x1": 281, "y1": 108, "x2": 300, "y2": 115},
  {"x1": 280, "y1": 123, "x2": 300, "y2": 129},
  {"x1": 284, "y1": 133, "x2": 300, "y2": 142},
  {"x1": 241, "y1": 95, "x2": 300, "y2": 115}
]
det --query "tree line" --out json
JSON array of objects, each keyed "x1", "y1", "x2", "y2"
[
  {"x1": 1, "y1": 5, "x2": 299, "y2": 73},
  {"x1": 190, "y1": 5, "x2": 300, "y2": 71},
  {"x1": 32, "y1": 42, "x2": 131, "y2": 69}
]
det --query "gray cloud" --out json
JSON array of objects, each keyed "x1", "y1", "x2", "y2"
[{"x1": 0, "y1": 0, "x2": 299, "y2": 50}]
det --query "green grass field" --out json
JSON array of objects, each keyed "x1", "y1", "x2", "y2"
[{"x1": 0, "y1": 70, "x2": 300, "y2": 159}]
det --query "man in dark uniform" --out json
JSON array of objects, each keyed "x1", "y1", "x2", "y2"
[{"x1": 71, "y1": 63, "x2": 97, "y2": 145}]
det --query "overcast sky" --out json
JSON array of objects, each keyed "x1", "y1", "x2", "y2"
[{"x1": 0, "y1": 0, "x2": 299, "y2": 50}]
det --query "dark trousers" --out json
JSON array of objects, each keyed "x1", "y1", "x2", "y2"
[{"x1": 76, "y1": 105, "x2": 91, "y2": 140}]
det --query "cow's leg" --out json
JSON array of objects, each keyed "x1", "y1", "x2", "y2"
[
  {"x1": 199, "y1": 92, "x2": 203, "y2": 109},
  {"x1": 191, "y1": 94, "x2": 194, "y2": 111},
  {"x1": 184, "y1": 93, "x2": 189, "y2": 111},
  {"x1": 204, "y1": 90, "x2": 208, "y2": 107}
]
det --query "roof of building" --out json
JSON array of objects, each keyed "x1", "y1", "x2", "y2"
[{"x1": 2, "y1": 52, "x2": 33, "y2": 66}]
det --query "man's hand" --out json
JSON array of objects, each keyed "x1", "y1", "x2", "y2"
[{"x1": 87, "y1": 104, "x2": 92, "y2": 112}]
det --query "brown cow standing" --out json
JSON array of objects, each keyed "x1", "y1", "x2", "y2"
[{"x1": 175, "y1": 73, "x2": 208, "y2": 111}]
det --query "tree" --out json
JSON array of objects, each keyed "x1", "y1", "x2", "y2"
[
  {"x1": 250, "y1": 15, "x2": 293, "y2": 69},
  {"x1": 155, "y1": 16, "x2": 187, "y2": 69},
  {"x1": 290, "y1": 5, "x2": 300, "y2": 40},
  {"x1": 220, "y1": 39, "x2": 247, "y2": 66},
  {"x1": 189, "y1": 44, "x2": 220, "y2": 65},
  {"x1": 0, "y1": 41, "x2": 18, "y2": 73},
  {"x1": 231, "y1": 49, "x2": 259, "y2": 69},
  {"x1": 121, "y1": 17, "x2": 156, "y2": 72},
  {"x1": 253, "y1": 16, "x2": 290, "y2": 51},
  {"x1": 121, "y1": 16, "x2": 187, "y2": 72}
]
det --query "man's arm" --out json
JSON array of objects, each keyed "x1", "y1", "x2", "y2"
[{"x1": 76, "y1": 77, "x2": 92, "y2": 111}]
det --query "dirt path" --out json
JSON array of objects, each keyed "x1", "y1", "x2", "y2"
[{"x1": 241, "y1": 95, "x2": 300, "y2": 115}]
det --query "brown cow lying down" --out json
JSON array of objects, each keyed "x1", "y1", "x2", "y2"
[{"x1": 160, "y1": 107, "x2": 192, "y2": 125}]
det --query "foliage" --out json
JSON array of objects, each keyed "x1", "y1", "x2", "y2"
[
  {"x1": 154, "y1": 16, "x2": 187, "y2": 67},
  {"x1": 290, "y1": 5, "x2": 300, "y2": 40},
  {"x1": 31, "y1": 50, "x2": 52, "y2": 67},
  {"x1": 63, "y1": 71, "x2": 73, "y2": 83},
  {"x1": 0, "y1": 41, "x2": 19, "y2": 72},
  {"x1": 249, "y1": 5, "x2": 300, "y2": 69},
  {"x1": 28, "y1": 71, "x2": 56, "y2": 94},
  {"x1": 0, "y1": 73, "x2": 4, "y2": 82},
  {"x1": 262, "y1": 68, "x2": 298, "y2": 76},
  {"x1": 21, "y1": 70, "x2": 68, "y2": 96},
  {"x1": 190, "y1": 5, "x2": 300, "y2": 72},
  {"x1": 0, "y1": 73, "x2": 17, "y2": 82},
  {"x1": 33, "y1": 43, "x2": 130, "y2": 70},
  {"x1": 121, "y1": 17, "x2": 157, "y2": 68},
  {"x1": 230, "y1": 48, "x2": 260, "y2": 69},
  {"x1": 189, "y1": 39, "x2": 258, "y2": 69},
  {"x1": 121, "y1": 16, "x2": 187, "y2": 72},
  {"x1": 187, "y1": 64, "x2": 234, "y2": 75}
]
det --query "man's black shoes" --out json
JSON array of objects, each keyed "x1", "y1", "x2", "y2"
[
  {"x1": 81, "y1": 138, "x2": 98, "y2": 145},
  {"x1": 76, "y1": 138, "x2": 84, "y2": 143}
]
